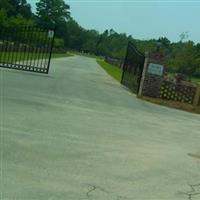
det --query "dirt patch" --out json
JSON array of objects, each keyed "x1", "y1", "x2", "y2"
[{"x1": 140, "y1": 96, "x2": 200, "y2": 114}]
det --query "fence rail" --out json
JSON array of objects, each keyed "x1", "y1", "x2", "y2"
[{"x1": 105, "y1": 56, "x2": 123, "y2": 68}]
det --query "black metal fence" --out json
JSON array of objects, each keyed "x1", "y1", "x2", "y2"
[
  {"x1": 121, "y1": 42, "x2": 145, "y2": 94},
  {"x1": 0, "y1": 26, "x2": 55, "y2": 74},
  {"x1": 105, "y1": 56, "x2": 124, "y2": 68}
]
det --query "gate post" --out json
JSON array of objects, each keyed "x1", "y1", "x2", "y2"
[
  {"x1": 47, "y1": 28, "x2": 56, "y2": 74},
  {"x1": 138, "y1": 52, "x2": 149, "y2": 96},
  {"x1": 121, "y1": 42, "x2": 130, "y2": 84},
  {"x1": 193, "y1": 86, "x2": 200, "y2": 107}
]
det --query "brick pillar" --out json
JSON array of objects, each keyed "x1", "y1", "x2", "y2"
[{"x1": 140, "y1": 52, "x2": 165, "y2": 98}]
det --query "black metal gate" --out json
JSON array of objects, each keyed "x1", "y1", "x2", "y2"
[
  {"x1": 0, "y1": 26, "x2": 55, "y2": 74},
  {"x1": 121, "y1": 42, "x2": 145, "y2": 94}
]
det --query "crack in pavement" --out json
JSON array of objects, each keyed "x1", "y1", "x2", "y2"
[
  {"x1": 85, "y1": 184, "x2": 131, "y2": 200},
  {"x1": 182, "y1": 183, "x2": 200, "y2": 200},
  {"x1": 116, "y1": 195, "x2": 130, "y2": 200},
  {"x1": 86, "y1": 184, "x2": 109, "y2": 199}
]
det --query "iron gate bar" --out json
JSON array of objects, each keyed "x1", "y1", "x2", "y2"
[
  {"x1": 0, "y1": 26, "x2": 55, "y2": 74},
  {"x1": 40, "y1": 28, "x2": 47, "y2": 69}
]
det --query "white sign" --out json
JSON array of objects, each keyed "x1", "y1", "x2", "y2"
[
  {"x1": 147, "y1": 63, "x2": 164, "y2": 76},
  {"x1": 48, "y1": 30, "x2": 54, "y2": 38}
]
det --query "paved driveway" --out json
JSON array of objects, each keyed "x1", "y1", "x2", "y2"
[{"x1": 0, "y1": 55, "x2": 200, "y2": 200}]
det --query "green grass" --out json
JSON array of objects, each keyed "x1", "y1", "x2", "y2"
[
  {"x1": 0, "y1": 52, "x2": 73, "y2": 62},
  {"x1": 191, "y1": 77, "x2": 200, "y2": 85},
  {"x1": 96, "y1": 59, "x2": 122, "y2": 82}
]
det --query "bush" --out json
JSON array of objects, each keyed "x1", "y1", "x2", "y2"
[{"x1": 54, "y1": 38, "x2": 65, "y2": 48}]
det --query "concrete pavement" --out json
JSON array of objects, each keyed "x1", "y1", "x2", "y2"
[{"x1": 0, "y1": 55, "x2": 200, "y2": 200}]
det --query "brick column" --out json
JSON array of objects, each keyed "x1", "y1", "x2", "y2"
[{"x1": 140, "y1": 52, "x2": 165, "y2": 98}]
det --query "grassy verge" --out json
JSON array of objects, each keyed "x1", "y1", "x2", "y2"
[
  {"x1": 191, "y1": 77, "x2": 200, "y2": 85},
  {"x1": 96, "y1": 59, "x2": 122, "y2": 82},
  {"x1": 0, "y1": 52, "x2": 73, "y2": 62},
  {"x1": 140, "y1": 96, "x2": 200, "y2": 114}
]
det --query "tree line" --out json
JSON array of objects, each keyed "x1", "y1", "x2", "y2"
[{"x1": 0, "y1": 0, "x2": 200, "y2": 78}]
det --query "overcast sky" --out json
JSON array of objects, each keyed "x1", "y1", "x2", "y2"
[{"x1": 27, "y1": 0, "x2": 200, "y2": 43}]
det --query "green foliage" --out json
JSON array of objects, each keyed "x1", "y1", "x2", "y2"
[
  {"x1": 167, "y1": 41, "x2": 200, "y2": 77},
  {"x1": 0, "y1": 0, "x2": 32, "y2": 18},
  {"x1": 0, "y1": 9, "x2": 8, "y2": 27},
  {"x1": 0, "y1": 0, "x2": 14, "y2": 16},
  {"x1": 64, "y1": 19, "x2": 85, "y2": 50},
  {"x1": 0, "y1": 0, "x2": 33, "y2": 27},
  {"x1": 158, "y1": 37, "x2": 171, "y2": 47},
  {"x1": 8, "y1": 14, "x2": 34, "y2": 26},
  {"x1": 36, "y1": 0, "x2": 70, "y2": 28},
  {"x1": 54, "y1": 38, "x2": 65, "y2": 48},
  {"x1": 179, "y1": 32, "x2": 189, "y2": 42},
  {"x1": 81, "y1": 30, "x2": 99, "y2": 53}
]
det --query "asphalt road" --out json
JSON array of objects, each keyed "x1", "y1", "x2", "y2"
[{"x1": 0, "y1": 55, "x2": 200, "y2": 200}]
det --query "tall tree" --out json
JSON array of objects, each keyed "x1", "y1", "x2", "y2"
[
  {"x1": 17, "y1": 0, "x2": 32, "y2": 19},
  {"x1": 36, "y1": 0, "x2": 71, "y2": 28},
  {"x1": 0, "y1": 0, "x2": 32, "y2": 18}
]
